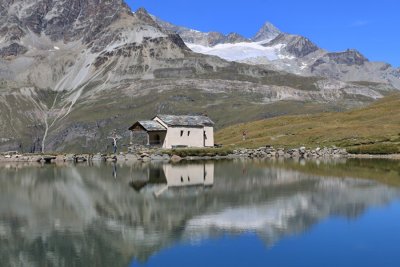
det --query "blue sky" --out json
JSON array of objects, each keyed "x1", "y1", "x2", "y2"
[{"x1": 126, "y1": 0, "x2": 399, "y2": 67}]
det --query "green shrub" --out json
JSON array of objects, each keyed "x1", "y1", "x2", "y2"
[
  {"x1": 162, "y1": 147, "x2": 233, "y2": 157},
  {"x1": 347, "y1": 143, "x2": 399, "y2": 155}
]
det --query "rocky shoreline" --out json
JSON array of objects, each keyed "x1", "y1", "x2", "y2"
[
  {"x1": 0, "y1": 146, "x2": 354, "y2": 163},
  {"x1": 230, "y1": 146, "x2": 349, "y2": 159},
  {"x1": 3, "y1": 146, "x2": 399, "y2": 163}
]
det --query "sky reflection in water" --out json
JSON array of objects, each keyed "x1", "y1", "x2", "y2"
[{"x1": 132, "y1": 201, "x2": 400, "y2": 267}]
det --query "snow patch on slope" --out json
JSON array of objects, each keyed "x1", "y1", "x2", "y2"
[
  {"x1": 187, "y1": 42, "x2": 285, "y2": 62},
  {"x1": 186, "y1": 194, "x2": 310, "y2": 231}
]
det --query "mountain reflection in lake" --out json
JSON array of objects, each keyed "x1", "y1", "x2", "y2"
[{"x1": 1, "y1": 159, "x2": 400, "y2": 267}]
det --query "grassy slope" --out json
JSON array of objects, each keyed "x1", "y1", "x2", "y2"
[{"x1": 216, "y1": 93, "x2": 400, "y2": 154}]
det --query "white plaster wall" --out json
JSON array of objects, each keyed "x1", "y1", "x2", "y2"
[
  {"x1": 163, "y1": 164, "x2": 208, "y2": 187},
  {"x1": 204, "y1": 126, "x2": 214, "y2": 147},
  {"x1": 204, "y1": 163, "x2": 215, "y2": 186},
  {"x1": 164, "y1": 127, "x2": 204, "y2": 148}
]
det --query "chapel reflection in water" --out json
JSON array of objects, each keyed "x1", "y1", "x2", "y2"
[{"x1": 130, "y1": 162, "x2": 214, "y2": 197}]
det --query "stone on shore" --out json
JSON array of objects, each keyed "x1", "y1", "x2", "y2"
[
  {"x1": 55, "y1": 155, "x2": 65, "y2": 162},
  {"x1": 92, "y1": 153, "x2": 104, "y2": 161},
  {"x1": 125, "y1": 154, "x2": 139, "y2": 161},
  {"x1": 170, "y1": 155, "x2": 182, "y2": 162},
  {"x1": 65, "y1": 154, "x2": 75, "y2": 161},
  {"x1": 117, "y1": 154, "x2": 129, "y2": 162}
]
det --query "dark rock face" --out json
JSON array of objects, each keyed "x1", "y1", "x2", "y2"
[
  {"x1": 203, "y1": 31, "x2": 249, "y2": 46},
  {"x1": 312, "y1": 49, "x2": 368, "y2": 69},
  {"x1": 207, "y1": 32, "x2": 226, "y2": 46},
  {"x1": 134, "y1": 7, "x2": 163, "y2": 30},
  {"x1": 0, "y1": 18, "x2": 25, "y2": 42},
  {"x1": 207, "y1": 32, "x2": 250, "y2": 46},
  {"x1": 268, "y1": 34, "x2": 319, "y2": 58},
  {"x1": 395, "y1": 68, "x2": 400, "y2": 78},
  {"x1": 93, "y1": 34, "x2": 189, "y2": 70},
  {"x1": 153, "y1": 15, "x2": 250, "y2": 47},
  {"x1": 326, "y1": 49, "x2": 369, "y2": 66},
  {"x1": 0, "y1": 0, "x2": 132, "y2": 50},
  {"x1": 226, "y1": 32, "x2": 249, "y2": 43},
  {"x1": 167, "y1": 33, "x2": 190, "y2": 50},
  {"x1": 287, "y1": 36, "x2": 319, "y2": 58},
  {"x1": 0, "y1": 43, "x2": 27, "y2": 58},
  {"x1": 20, "y1": 0, "x2": 53, "y2": 35}
]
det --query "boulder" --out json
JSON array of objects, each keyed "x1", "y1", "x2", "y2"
[
  {"x1": 170, "y1": 155, "x2": 182, "y2": 162},
  {"x1": 29, "y1": 156, "x2": 42, "y2": 162},
  {"x1": 75, "y1": 155, "x2": 88, "y2": 162},
  {"x1": 106, "y1": 156, "x2": 117, "y2": 162},
  {"x1": 116, "y1": 155, "x2": 126, "y2": 162},
  {"x1": 140, "y1": 153, "x2": 150, "y2": 158},
  {"x1": 65, "y1": 154, "x2": 75, "y2": 161},
  {"x1": 291, "y1": 151, "x2": 300, "y2": 158},
  {"x1": 125, "y1": 154, "x2": 139, "y2": 161},
  {"x1": 55, "y1": 155, "x2": 65, "y2": 162},
  {"x1": 92, "y1": 153, "x2": 104, "y2": 161},
  {"x1": 20, "y1": 156, "x2": 30, "y2": 161},
  {"x1": 277, "y1": 149, "x2": 285, "y2": 157}
]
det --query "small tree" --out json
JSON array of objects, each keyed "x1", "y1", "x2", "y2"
[{"x1": 108, "y1": 130, "x2": 121, "y2": 154}]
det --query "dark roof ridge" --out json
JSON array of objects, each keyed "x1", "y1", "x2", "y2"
[{"x1": 154, "y1": 114, "x2": 214, "y2": 127}]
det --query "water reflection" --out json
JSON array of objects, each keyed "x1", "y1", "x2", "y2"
[
  {"x1": 112, "y1": 162, "x2": 118, "y2": 179},
  {"x1": 130, "y1": 162, "x2": 214, "y2": 197},
  {"x1": 0, "y1": 159, "x2": 399, "y2": 267}
]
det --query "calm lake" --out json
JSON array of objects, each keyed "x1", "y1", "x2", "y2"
[{"x1": 1, "y1": 158, "x2": 400, "y2": 267}]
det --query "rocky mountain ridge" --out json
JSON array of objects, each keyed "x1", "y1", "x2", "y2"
[
  {"x1": 153, "y1": 15, "x2": 251, "y2": 47},
  {"x1": 253, "y1": 21, "x2": 282, "y2": 42},
  {"x1": 165, "y1": 15, "x2": 400, "y2": 89},
  {"x1": 154, "y1": 16, "x2": 282, "y2": 47}
]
